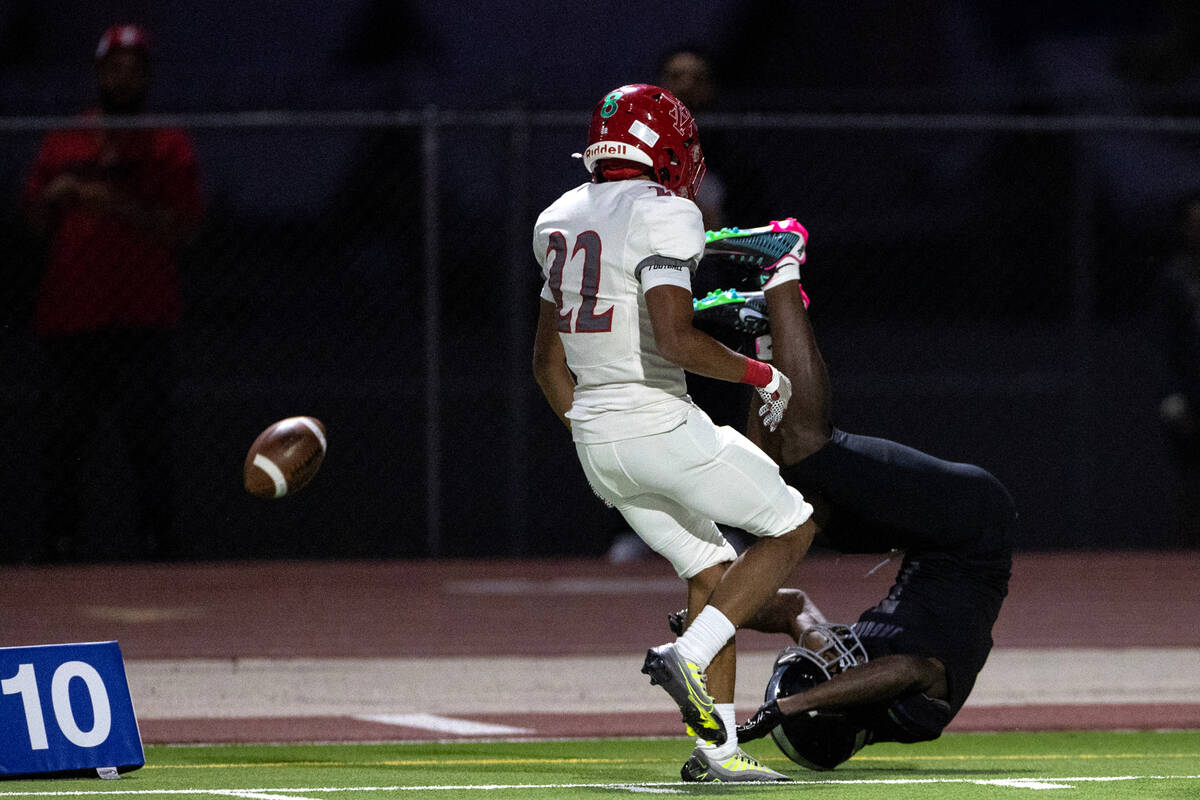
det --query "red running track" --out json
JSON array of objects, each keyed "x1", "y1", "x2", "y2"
[{"x1": 2, "y1": 551, "x2": 1197, "y2": 742}]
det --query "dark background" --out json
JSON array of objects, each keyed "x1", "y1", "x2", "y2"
[{"x1": 2, "y1": 1, "x2": 1200, "y2": 560}]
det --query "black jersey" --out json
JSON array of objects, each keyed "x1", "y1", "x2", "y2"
[{"x1": 780, "y1": 428, "x2": 1015, "y2": 741}]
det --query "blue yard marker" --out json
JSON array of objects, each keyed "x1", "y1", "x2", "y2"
[{"x1": 0, "y1": 641, "x2": 143, "y2": 778}]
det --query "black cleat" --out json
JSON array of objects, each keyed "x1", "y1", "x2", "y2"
[
  {"x1": 692, "y1": 289, "x2": 769, "y2": 337},
  {"x1": 641, "y1": 644, "x2": 727, "y2": 745}
]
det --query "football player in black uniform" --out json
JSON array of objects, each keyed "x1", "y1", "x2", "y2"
[{"x1": 686, "y1": 221, "x2": 1016, "y2": 769}]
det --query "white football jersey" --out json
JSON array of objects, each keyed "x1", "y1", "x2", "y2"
[{"x1": 534, "y1": 180, "x2": 706, "y2": 443}]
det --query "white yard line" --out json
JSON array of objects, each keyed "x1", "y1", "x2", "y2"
[
  {"x1": 0, "y1": 775, "x2": 1198, "y2": 795},
  {"x1": 351, "y1": 714, "x2": 533, "y2": 735}
]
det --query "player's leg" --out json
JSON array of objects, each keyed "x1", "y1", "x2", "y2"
[
  {"x1": 613, "y1": 498, "x2": 743, "y2": 753},
  {"x1": 581, "y1": 406, "x2": 814, "y2": 623},
  {"x1": 782, "y1": 431, "x2": 1016, "y2": 555},
  {"x1": 579, "y1": 407, "x2": 813, "y2": 745},
  {"x1": 665, "y1": 539, "x2": 791, "y2": 783},
  {"x1": 578, "y1": 449, "x2": 737, "y2": 745},
  {"x1": 689, "y1": 280, "x2": 831, "y2": 638},
  {"x1": 614, "y1": 490, "x2": 803, "y2": 770},
  {"x1": 611, "y1": 406, "x2": 815, "y2": 629},
  {"x1": 699, "y1": 520, "x2": 813, "y2": 628},
  {"x1": 622, "y1": 409, "x2": 814, "y2": 719},
  {"x1": 703, "y1": 226, "x2": 1016, "y2": 555},
  {"x1": 755, "y1": 287, "x2": 1015, "y2": 553},
  {"x1": 683, "y1": 563, "x2": 734, "y2": 702},
  {"x1": 759, "y1": 280, "x2": 833, "y2": 465},
  {"x1": 702, "y1": 218, "x2": 832, "y2": 463},
  {"x1": 681, "y1": 562, "x2": 742, "y2": 773},
  {"x1": 641, "y1": 516, "x2": 813, "y2": 754}
]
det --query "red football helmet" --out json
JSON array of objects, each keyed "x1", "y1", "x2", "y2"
[{"x1": 583, "y1": 83, "x2": 706, "y2": 200}]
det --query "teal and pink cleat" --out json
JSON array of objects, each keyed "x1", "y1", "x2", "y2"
[{"x1": 703, "y1": 217, "x2": 808, "y2": 272}]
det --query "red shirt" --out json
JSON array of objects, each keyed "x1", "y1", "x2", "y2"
[{"x1": 23, "y1": 117, "x2": 202, "y2": 335}]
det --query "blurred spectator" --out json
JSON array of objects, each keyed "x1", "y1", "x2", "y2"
[
  {"x1": 655, "y1": 44, "x2": 773, "y2": 235},
  {"x1": 1152, "y1": 193, "x2": 1200, "y2": 544},
  {"x1": 21, "y1": 24, "x2": 202, "y2": 561}
]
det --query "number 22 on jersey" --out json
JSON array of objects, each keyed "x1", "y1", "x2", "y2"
[{"x1": 545, "y1": 230, "x2": 613, "y2": 333}]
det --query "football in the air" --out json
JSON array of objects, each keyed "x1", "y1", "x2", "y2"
[{"x1": 243, "y1": 416, "x2": 327, "y2": 499}]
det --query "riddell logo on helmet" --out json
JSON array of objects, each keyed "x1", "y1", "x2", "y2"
[{"x1": 584, "y1": 142, "x2": 630, "y2": 160}]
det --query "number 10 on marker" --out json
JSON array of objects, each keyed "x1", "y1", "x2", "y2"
[
  {"x1": 0, "y1": 641, "x2": 142, "y2": 778},
  {"x1": 3, "y1": 661, "x2": 113, "y2": 749}
]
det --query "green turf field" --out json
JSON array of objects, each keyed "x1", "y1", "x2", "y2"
[{"x1": 1, "y1": 732, "x2": 1197, "y2": 798}]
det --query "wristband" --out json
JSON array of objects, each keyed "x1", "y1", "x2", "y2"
[{"x1": 740, "y1": 357, "x2": 773, "y2": 388}]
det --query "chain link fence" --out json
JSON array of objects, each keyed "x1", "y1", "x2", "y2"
[{"x1": 0, "y1": 110, "x2": 1194, "y2": 562}]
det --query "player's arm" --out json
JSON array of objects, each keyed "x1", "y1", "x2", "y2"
[
  {"x1": 645, "y1": 284, "x2": 762, "y2": 383},
  {"x1": 640, "y1": 195, "x2": 790, "y2": 428},
  {"x1": 532, "y1": 298, "x2": 575, "y2": 430},
  {"x1": 646, "y1": 284, "x2": 792, "y2": 430},
  {"x1": 739, "y1": 654, "x2": 948, "y2": 741},
  {"x1": 780, "y1": 654, "x2": 947, "y2": 713},
  {"x1": 741, "y1": 588, "x2": 828, "y2": 642}
]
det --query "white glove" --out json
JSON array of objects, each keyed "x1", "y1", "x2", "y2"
[{"x1": 756, "y1": 365, "x2": 792, "y2": 432}]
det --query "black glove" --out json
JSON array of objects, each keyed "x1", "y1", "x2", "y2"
[
  {"x1": 737, "y1": 699, "x2": 785, "y2": 742},
  {"x1": 667, "y1": 608, "x2": 686, "y2": 636}
]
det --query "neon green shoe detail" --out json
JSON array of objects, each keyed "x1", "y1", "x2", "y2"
[
  {"x1": 681, "y1": 747, "x2": 792, "y2": 782},
  {"x1": 692, "y1": 289, "x2": 769, "y2": 336},
  {"x1": 693, "y1": 288, "x2": 746, "y2": 311},
  {"x1": 641, "y1": 644, "x2": 726, "y2": 745}
]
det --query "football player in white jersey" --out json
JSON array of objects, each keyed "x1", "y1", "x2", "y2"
[{"x1": 532, "y1": 83, "x2": 816, "y2": 782}]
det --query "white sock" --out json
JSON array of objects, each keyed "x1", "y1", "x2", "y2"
[
  {"x1": 696, "y1": 703, "x2": 738, "y2": 761},
  {"x1": 674, "y1": 605, "x2": 735, "y2": 670},
  {"x1": 762, "y1": 258, "x2": 801, "y2": 291}
]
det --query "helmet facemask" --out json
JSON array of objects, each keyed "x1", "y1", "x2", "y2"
[{"x1": 782, "y1": 623, "x2": 869, "y2": 678}]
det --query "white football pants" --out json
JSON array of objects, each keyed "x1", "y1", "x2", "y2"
[{"x1": 576, "y1": 405, "x2": 812, "y2": 578}]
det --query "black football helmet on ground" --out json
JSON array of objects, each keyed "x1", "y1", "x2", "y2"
[{"x1": 765, "y1": 623, "x2": 871, "y2": 770}]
